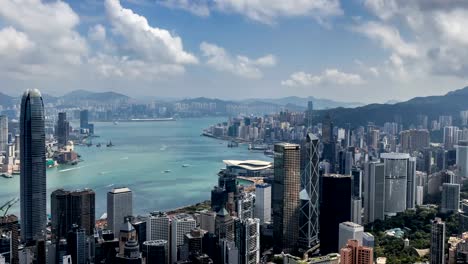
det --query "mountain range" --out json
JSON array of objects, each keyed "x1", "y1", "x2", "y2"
[{"x1": 314, "y1": 86, "x2": 468, "y2": 127}]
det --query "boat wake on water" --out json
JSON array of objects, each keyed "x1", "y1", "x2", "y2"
[{"x1": 58, "y1": 165, "x2": 88, "y2": 172}]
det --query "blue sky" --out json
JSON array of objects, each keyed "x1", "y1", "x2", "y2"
[{"x1": 0, "y1": 0, "x2": 467, "y2": 103}]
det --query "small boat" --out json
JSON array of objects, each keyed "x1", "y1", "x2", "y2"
[
  {"x1": 113, "y1": 121, "x2": 119, "y2": 125},
  {"x1": 1, "y1": 173, "x2": 12, "y2": 179},
  {"x1": 160, "y1": 145, "x2": 167, "y2": 151},
  {"x1": 87, "y1": 142, "x2": 93, "y2": 147},
  {"x1": 107, "y1": 141, "x2": 114, "y2": 147},
  {"x1": 96, "y1": 143, "x2": 101, "y2": 147},
  {"x1": 228, "y1": 141, "x2": 239, "y2": 148},
  {"x1": 182, "y1": 164, "x2": 190, "y2": 168},
  {"x1": 162, "y1": 170, "x2": 171, "y2": 173}
]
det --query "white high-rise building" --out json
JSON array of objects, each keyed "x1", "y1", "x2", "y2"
[
  {"x1": 416, "y1": 186, "x2": 424, "y2": 206},
  {"x1": 199, "y1": 210, "x2": 216, "y2": 234},
  {"x1": 254, "y1": 183, "x2": 271, "y2": 224},
  {"x1": 338, "y1": 222, "x2": 364, "y2": 252},
  {"x1": 444, "y1": 126, "x2": 459, "y2": 149},
  {"x1": 107, "y1": 187, "x2": 133, "y2": 236},
  {"x1": 146, "y1": 211, "x2": 170, "y2": 242},
  {"x1": 0, "y1": 115, "x2": 7, "y2": 154},
  {"x1": 171, "y1": 214, "x2": 196, "y2": 263},
  {"x1": 441, "y1": 183, "x2": 460, "y2": 214},
  {"x1": 457, "y1": 140, "x2": 468, "y2": 178}
]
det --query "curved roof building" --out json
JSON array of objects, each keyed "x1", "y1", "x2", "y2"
[{"x1": 222, "y1": 160, "x2": 273, "y2": 177}]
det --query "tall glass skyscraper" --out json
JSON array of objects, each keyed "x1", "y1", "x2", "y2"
[{"x1": 20, "y1": 89, "x2": 47, "y2": 243}]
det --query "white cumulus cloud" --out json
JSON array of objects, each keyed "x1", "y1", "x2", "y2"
[
  {"x1": 200, "y1": 42, "x2": 276, "y2": 79},
  {"x1": 282, "y1": 69, "x2": 364, "y2": 87}
]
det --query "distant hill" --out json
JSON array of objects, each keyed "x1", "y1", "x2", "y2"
[
  {"x1": 0, "y1": 92, "x2": 15, "y2": 108},
  {"x1": 241, "y1": 96, "x2": 363, "y2": 110},
  {"x1": 314, "y1": 86, "x2": 468, "y2": 127}
]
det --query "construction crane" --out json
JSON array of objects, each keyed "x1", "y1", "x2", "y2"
[{"x1": 0, "y1": 197, "x2": 19, "y2": 219}]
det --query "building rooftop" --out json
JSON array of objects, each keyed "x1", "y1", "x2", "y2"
[
  {"x1": 223, "y1": 160, "x2": 272, "y2": 171},
  {"x1": 380, "y1": 152, "x2": 410, "y2": 159},
  {"x1": 340, "y1": 221, "x2": 363, "y2": 229},
  {"x1": 110, "y1": 187, "x2": 132, "y2": 194}
]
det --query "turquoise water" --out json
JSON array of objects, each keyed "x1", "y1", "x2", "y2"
[{"x1": 0, "y1": 118, "x2": 270, "y2": 218}]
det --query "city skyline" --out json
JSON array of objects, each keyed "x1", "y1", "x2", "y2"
[{"x1": 1, "y1": 0, "x2": 468, "y2": 103}]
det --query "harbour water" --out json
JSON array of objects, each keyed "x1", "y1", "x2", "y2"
[{"x1": 0, "y1": 117, "x2": 270, "y2": 218}]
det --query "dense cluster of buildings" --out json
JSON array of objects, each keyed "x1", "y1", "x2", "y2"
[{"x1": 3, "y1": 91, "x2": 468, "y2": 264}]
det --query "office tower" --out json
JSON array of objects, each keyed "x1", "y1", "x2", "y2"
[
  {"x1": 115, "y1": 239, "x2": 142, "y2": 264},
  {"x1": 0, "y1": 115, "x2": 7, "y2": 153},
  {"x1": 235, "y1": 218, "x2": 260, "y2": 264},
  {"x1": 338, "y1": 222, "x2": 364, "y2": 251},
  {"x1": 340, "y1": 239, "x2": 373, "y2": 264},
  {"x1": 20, "y1": 89, "x2": 46, "y2": 243},
  {"x1": 67, "y1": 225, "x2": 87, "y2": 264},
  {"x1": 380, "y1": 153, "x2": 412, "y2": 217},
  {"x1": 306, "y1": 101, "x2": 313, "y2": 127},
  {"x1": 416, "y1": 186, "x2": 424, "y2": 206},
  {"x1": 51, "y1": 189, "x2": 96, "y2": 238},
  {"x1": 299, "y1": 133, "x2": 320, "y2": 249},
  {"x1": 211, "y1": 186, "x2": 227, "y2": 213},
  {"x1": 142, "y1": 240, "x2": 168, "y2": 264},
  {"x1": 362, "y1": 232, "x2": 374, "y2": 248},
  {"x1": 147, "y1": 211, "x2": 170, "y2": 242},
  {"x1": 351, "y1": 168, "x2": 362, "y2": 199},
  {"x1": 182, "y1": 228, "x2": 206, "y2": 261},
  {"x1": 351, "y1": 198, "x2": 362, "y2": 225},
  {"x1": 215, "y1": 208, "x2": 234, "y2": 242},
  {"x1": 364, "y1": 161, "x2": 385, "y2": 224},
  {"x1": 272, "y1": 143, "x2": 301, "y2": 253},
  {"x1": 444, "y1": 126, "x2": 459, "y2": 149},
  {"x1": 80, "y1": 110, "x2": 89, "y2": 129},
  {"x1": 199, "y1": 210, "x2": 216, "y2": 234},
  {"x1": 56, "y1": 112, "x2": 69, "y2": 148},
  {"x1": 457, "y1": 140, "x2": 468, "y2": 178},
  {"x1": 407, "y1": 157, "x2": 417, "y2": 209},
  {"x1": 254, "y1": 183, "x2": 271, "y2": 224},
  {"x1": 441, "y1": 183, "x2": 460, "y2": 213},
  {"x1": 107, "y1": 187, "x2": 133, "y2": 236},
  {"x1": 119, "y1": 218, "x2": 137, "y2": 255},
  {"x1": 132, "y1": 220, "x2": 147, "y2": 246},
  {"x1": 171, "y1": 214, "x2": 196, "y2": 263},
  {"x1": 322, "y1": 114, "x2": 333, "y2": 143},
  {"x1": 0, "y1": 215, "x2": 19, "y2": 264},
  {"x1": 399, "y1": 129, "x2": 430, "y2": 153},
  {"x1": 320, "y1": 174, "x2": 352, "y2": 255},
  {"x1": 368, "y1": 129, "x2": 380, "y2": 150},
  {"x1": 236, "y1": 191, "x2": 254, "y2": 220},
  {"x1": 431, "y1": 218, "x2": 445, "y2": 264}
]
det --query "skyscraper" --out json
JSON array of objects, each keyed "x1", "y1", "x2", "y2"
[
  {"x1": 146, "y1": 211, "x2": 170, "y2": 242},
  {"x1": 254, "y1": 183, "x2": 271, "y2": 224},
  {"x1": 80, "y1": 110, "x2": 89, "y2": 130},
  {"x1": 51, "y1": 189, "x2": 96, "y2": 238},
  {"x1": 234, "y1": 218, "x2": 260, "y2": 264},
  {"x1": 20, "y1": 89, "x2": 46, "y2": 243},
  {"x1": 380, "y1": 153, "x2": 413, "y2": 217},
  {"x1": 171, "y1": 214, "x2": 196, "y2": 263},
  {"x1": 56, "y1": 112, "x2": 69, "y2": 148},
  {"x1": 430, "y1": 218, "x2": 445, "y2": 264},
  {"x1": 338, "y1": 222, "x2": 364, "y2": 251},
  {"x1": 0, "y1": 115, "x2": 8, "y2": 154},
  {"x1": 320, "y1": 174, "x2": 352, "y2": 255},
  {"x1": 107, "y1": 188, "x2": 133, "y2": 236},
  {"x1": 363, "y1": 161, "x2": 385, "y2": 224},
  {"x1": 441, "y1": 183, "x2": 460, "y2": 214},
  {"x1": 457, "y1": 140, "x2": 468, "y2": 178},
  {"x1": 299, "y1": 133, "x2": 320, "y2": 248},
  {"x1": 67, "y1": 225, "x2": 87, "y2": 264},
  {"x1": 142, "y1": 240, "x2": 168, "y2": 264},
  {"x1": 273, "y1": 143, "x2": 301, "y2": 253}
]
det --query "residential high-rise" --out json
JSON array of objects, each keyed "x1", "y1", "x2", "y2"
[
  {"x1": 441, "y1": 183, "x2": 460, "y2": 214},
  {"x1": 299, "y1": 133, "x2": 320, "y2": 248},
  {"x1": 430, "y1": 218, "x2": 445, "y2": 264},
  {"x1": 320, "y1": 174, "x2": 352, "y2": 255},
  {"x1": 20, "y1": 89, "x2": 47, "y2": 243},
  {"x1": 67, "y1": 225, "x2": 87, "y2": 264},
  {"x1": 146, "y1": 211, "x2": 170, "y2": 242},
  {"x1": 457, "y1": 140, "x2": 468, "y2": 178},
  {"x1": 142, "y1": 240, "x2": 168, "y2": 264},
  {"x1": 444, "y1": 126, "x2": 459, "y2": 149},
  {"x1": 51, "y1": 189, "x2": 96, "y2": 238},
  {"x1": 272, "y1": 143, "x2": 301, "y2": 253},
  {"x1": 0, "y1": 115, "x2": 7, "y2": 154},
  {"x1": 340, "y1": 239, "x2": 373, "y2": 264},
  {"x1": 363, "y1": 161, "x2": 385, "y2": 224},
  {"x1": 80, "y1": 110, "x2": 89, "y2": 129},
  {"x1": 235, "y1": 218, "x2": 260, "y2": 264},
  {"x1": 399, "y1": 129, "x2": 430, "y2": 153},
  {"x1": 171, "y1": 213, "x2": 196, "y2": 263},
  {"x1": 254, "y1": 183, "x2": 271, "y2": 224},
  {"x1": 338, "y1": 222, "x2": 364, "y2": 251},
  {"x1": 107, "y1": 188, "x2": 133, "y2": 236},
  {"x1": 56, "y1": 112, "x2": 69, "y2": 148}
]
